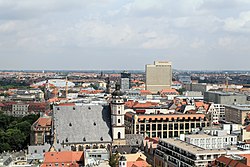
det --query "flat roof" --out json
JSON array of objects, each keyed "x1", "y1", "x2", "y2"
[
  {"x1": 185, "y1": 134, "x2": 236, "y2": 139},
  {"x1": 160, "y1": 138, "x2": 226, "y2": 155},
  {"x1": 225, "y1": 104, "x2": 250, "y2": 111},
  {"x1": 207, "y1": 91, "x2": 246, "y2": 96}
]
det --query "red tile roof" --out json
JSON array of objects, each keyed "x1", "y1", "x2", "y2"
[
  {"x1": 245, "y1": 125, "x2": 250, "y2": 132},
  {"x1": 215, "y1": 156, "x2": 248, "y2": 167},
  {"x1": 140, "y1": 90, "x2": 152, "y2": 95},
  {"x1": 133, "y1": 101, "x2": 159, "y2": 108},
  {"x1": 80, "y1": 89, "x2": 104, "y2": 94},
  {"x1": 41, "y1": 151, "x2": 84, "y2": 167},
  {"x1": 125, "y1": 101, "x2": 159, "y2": 109},
  {"x1": 58, "y1": 103, "x2": 75, "y2": 106},
  {"x1": 126, "y1": 112, "x2": 206, "y2": 121},
  {"x1": 240, "y1": 154, "x2": 250, "y2": 166},
  {"x1": 35, "y1": 117, "x2": 52, "y2": 127},
  {"x1": 160, "y1": 89, "x2": 179, "y2": 95},
  {"x1": 145, "y1": 137, "x2": 159, "y2": 144},
  {"x1": 127, "y1": 160, "x2": 150, "y2": 167},
  {"x1": 195, "y1": 101, "x2": 204, "y2": 108}
]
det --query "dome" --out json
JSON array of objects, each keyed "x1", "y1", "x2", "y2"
[{"x1": 112, "y1": 82, "x2": 124, "y2": 97}]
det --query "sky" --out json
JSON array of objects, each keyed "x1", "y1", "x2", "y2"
[{"x1": 0, "y1": 0, "x2": 250, "y2": 71}]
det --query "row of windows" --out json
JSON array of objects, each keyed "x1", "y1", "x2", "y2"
[{"x1": 136, "y1": 122, "x2": 207, "y2": 131}]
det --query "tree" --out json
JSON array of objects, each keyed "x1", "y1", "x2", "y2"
[
  {"x1": 0, "y1": 143, "x2": 11, "y2": 153},
  {"x1": 90, "y1": 83, "x2": 98, "y2": 90},
  {"x1": 0, "y1": 113, "x2": 11, "y2": 130},
  {"x1": 14, "y1": 121, "x2": 32, "y2": 136},
  {"x1": 0, "y1": 113, "x2": 39, "y2": 153},
  {"x1": 109, "y1": 153, "x2": 119, "y2": 167},
  {"x1": 6, "y1": 128, "x2": 26, "y2": 150},
  {"x1": 22, "y1": 114, "x2": 40, "y2": 125},
  {"x1": 177, "y1": 88, "x2": 186, "y2": 95}
]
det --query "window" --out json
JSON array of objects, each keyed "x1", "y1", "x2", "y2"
[
  {"x1": 118, "y1": 119, "x2": 120, "y2": 123},
  {"x1": 118, "y1": 132, "x2": 121, "y2": 139},
  {"x1": 152, "y1": 124, "x2": 156, "y2": 130},
  {"x1": 118, "y1": 110, "x2": 121, "y2": 114},
  {"x1": 158, "y1": 124, "x2": 162, "y2": 130}
]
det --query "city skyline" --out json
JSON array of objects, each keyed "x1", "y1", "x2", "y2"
[{"x1": 0, "y1": 0, "x2": 250, "y2": 70}]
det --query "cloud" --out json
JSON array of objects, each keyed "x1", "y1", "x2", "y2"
[
  {"x1": 0, "y1": 0, "x2": 250, "y2": 70},
  {"x1": 224, "y1": 11, "x2": 250, "y2": 33},
  {"x1": 190, "y1": 39, "x2": 206, "y2": 49},
  {"x1": 141, "y1": 34, "x2": 180, "y2": 49}
]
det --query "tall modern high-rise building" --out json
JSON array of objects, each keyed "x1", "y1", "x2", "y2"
[
  {"x1": 120, "y1": 71, "x2": 131, "y2": 92},
  {"x1": 145, "y1": 61, "x2": 172, "y2": 94}
]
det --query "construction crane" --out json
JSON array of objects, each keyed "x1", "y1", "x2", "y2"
[
  {"x1": 65, "y1": 76, "x2": 68, "y2": 99},
  {"x1": 225, "y1": 73, "x2": 232, "y2": 92},
  {"x1": 225, "y1": 73, "x2": 229, "y2": 92}
]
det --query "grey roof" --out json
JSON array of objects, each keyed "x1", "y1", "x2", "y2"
[
  {"x1": 54, "y1": 105, "x2": 112, "y2": 145},
  {"x1": 125, "y1": 134, "x2": 144, "y2": 146},
  {"x1": 224, "y1": 104, "x2": 250, "y2": 111},
  {"x1": 28, "y1": 144, "x2": 51, "y2": 155},
  {"x1": 113, "y1": 146, "x2": 139, "y2": 154}
]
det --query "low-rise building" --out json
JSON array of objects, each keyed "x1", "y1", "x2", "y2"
[
  {"x1": 125, "y1": 112, "x2": 209, "y2": 138},
  {"x1": 4, "y1": 102, "x2": 49, "y2": 117},
  {"x1": 30, "y1": 117, "x2": 52, "y2": 145},
  {"x1": 154, "y1": 138, "x2": 226, "y2": 167},
  {"x1": 240, "y1": 125, "x2": 250, "y2": 142},
  {"x1": 225, "y1": 104, "x2": 250, "y2": 125},
  {"x1": 212, "y1": 156, "x2": 248, "y2": 167},
  {"x1": 159, "y1": 89, "x2": 179, "y2": 100},
  {"x1": 41, "y1": 151, "x2": 84, "y2": 167},
  {"x1": 204, "y1": 91, "x2": 249, "y2": 105},
  {"x1": 118, "y1": 153, "x2": 151, "y2": 167},
  {"x1": 12, "y1": 103, "x2": 29, "y2": 117},
  {"x1": 184, "y1": 133, "x2": 237, "y2": 150},
  {"x1": 207, "y1": 103, "x2": 225, "y2": 124}
]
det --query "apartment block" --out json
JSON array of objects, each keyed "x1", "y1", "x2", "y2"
[{"x1": 154, "y1": 138, "x2": 226, "y2": 167}]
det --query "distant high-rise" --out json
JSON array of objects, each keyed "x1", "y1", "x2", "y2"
[
  {"x1": 146, "y1": 61, "x2": 172, "y2": 94},
  {"x1": 120, "y1": 71, "x2": 131, "y2": 92}
]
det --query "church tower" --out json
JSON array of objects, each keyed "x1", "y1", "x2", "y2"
[{"x1": 111, "y1": 82, "x2": 125, "y2": 142}]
